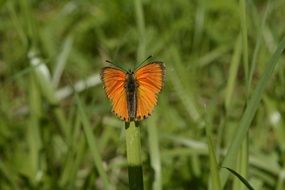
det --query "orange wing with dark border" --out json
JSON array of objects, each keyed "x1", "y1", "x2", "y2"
[
  {"x1": 100, "y1": 67, "x2": 129, "y2": 121},
  {"x1": 134, "y1": 62, "x2": 165, "y2": 121}
]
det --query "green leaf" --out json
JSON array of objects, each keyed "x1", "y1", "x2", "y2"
[{"x1": 223, "y1": 167, "x2": 255, "y2": 190}]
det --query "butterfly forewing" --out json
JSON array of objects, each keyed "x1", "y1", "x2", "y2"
[
  {"x1": 135, "y1": 62, "x2": 165, "y2": 120},
  {"x1": 101, "y1": 62, "x2": 165, "y2": 122},
  {"x1": 100, "y1": 67, "x2": 130, "y2": 121}
]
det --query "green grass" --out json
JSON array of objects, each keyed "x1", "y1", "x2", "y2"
[{"x1": 1, "y1": 0, "x2": 285, "y2": 189}]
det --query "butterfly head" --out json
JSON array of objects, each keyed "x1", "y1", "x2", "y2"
[{"x1": 127, "y1": 69, "x2": 134, "y2": 74}]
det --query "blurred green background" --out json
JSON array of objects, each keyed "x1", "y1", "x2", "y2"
[{"x1": 0, "y1": 0, "x2": 285, "y2": 189}]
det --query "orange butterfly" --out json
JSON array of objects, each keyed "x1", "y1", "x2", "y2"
[{"x1": 100, "y1": 61, "x2": 165, "y2": 122}]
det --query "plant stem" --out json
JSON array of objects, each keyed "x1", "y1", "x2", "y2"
[{"x1": 125, "y1": 122, "x2": 144, "y2": 190}]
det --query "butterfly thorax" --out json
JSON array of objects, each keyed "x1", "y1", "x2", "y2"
[
  {"x1": 125, "y1": 71, "x2": 137, "y2": 121},
  {"x1": 126, "y1": 71, "x2": 136, "y2": 93}
]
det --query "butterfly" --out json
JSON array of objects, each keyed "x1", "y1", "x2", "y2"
[{"x1": 100, "y1": 61, "x2": 165, "y2": 122}]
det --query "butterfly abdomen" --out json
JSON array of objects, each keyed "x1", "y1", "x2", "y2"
[{"x1": 126, "y1": 72, "x2": 137, "y2": 121}]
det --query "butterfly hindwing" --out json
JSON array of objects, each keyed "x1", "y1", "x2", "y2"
[
  {"x1": 100, "y1": 67, "x2": 129, "y2": 121},
  {"x1": 134, "y1": 62, "x2": 165, "y2": 120}
]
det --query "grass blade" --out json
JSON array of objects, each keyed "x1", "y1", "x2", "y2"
[
  {"x1": 220, "y1": 35, "x2": 285, "y2": 186},
  {"x1": 75, "y1": 95, "x2": 110, "y2": 189},
  {"x1": 248, "y1": 1, "x2": 271, "y2": 91},
  {"x1": 52, "y1": 35, "x2": 73, "y2": 87},
  {"x1": 225, "y1": 35, "x2": 242, "y2": 110},
  {"x1": 134, "y1": 0, "x2": 146, "y2": 61},
  {"x1": 233, "y1": 137, "x2": 248, "y2": 190},
  {"x1": 206, "y1": 123, "x2": 221, "y2": 190},
  {"x1": 224, "y1": 167, "x2": 255, "y2": 190},
  {"x1": 240, "y1": 0, "x2": 249, "y2": 91},
  {"x1": 147, "y1": 116, "x2": 162, "y2": 190}
]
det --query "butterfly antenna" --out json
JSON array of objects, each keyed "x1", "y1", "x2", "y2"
[
  {"x1": 134, "y1": 55, "x2": 152, "y2": 70},
  {"x1": 105, "y1": 60, "x2": 126, "y2": 71},
  {"x1": 105, "y1": 60, "x2": 113, "y2": 64}
]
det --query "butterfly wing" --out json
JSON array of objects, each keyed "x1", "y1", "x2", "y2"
[
  {"x1": 134, "y1": 62, "x2": 165, "y2": 120},
  {"x1": 100, "y1": 67, "x2": 129, "y2": 121}
]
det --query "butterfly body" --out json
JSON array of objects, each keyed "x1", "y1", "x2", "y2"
[
  {"x1": 125, "y1": 71, "x2": 137, "y2": 121},
  {"x1": 101, "y1": 62, "x2": 165, "y2": 122}
]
